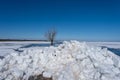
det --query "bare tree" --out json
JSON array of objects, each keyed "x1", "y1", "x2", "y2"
[{"x1": 45, "y1": 29, "x2": 57, "y2": 45}]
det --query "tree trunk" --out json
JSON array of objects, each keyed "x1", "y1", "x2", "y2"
[{"x1": 51, "y1": 40, "x2": 53, "y2": 45}]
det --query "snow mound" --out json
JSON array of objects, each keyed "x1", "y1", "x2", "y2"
[{"x1": 0, "y1": 40, "x2": 120, "y2": 80}]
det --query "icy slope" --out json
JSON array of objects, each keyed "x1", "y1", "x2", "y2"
[{"x1": 0, "y1": 41, "x2": 120, "y2": 80}]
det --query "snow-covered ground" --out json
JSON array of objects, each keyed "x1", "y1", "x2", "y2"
[
  {"x1": 87, "y1": 42, "x2": 120, "y2": 48},
  {"x1": 0, "y1": 41, "x2": 120, "y2": 57},
  {"x1": 0, "y1": 41, "x2": 120, "y2": 80},
  {"x1": 0, "y1": 41, "x2": 50, "y2": 56},
  {"x1": 87, "y1": 42, "x2": 120, "y2": 56}
]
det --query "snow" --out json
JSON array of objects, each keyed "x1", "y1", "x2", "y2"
[
  {"x1": 0, "y1": 41, "x2": 50, "y2": 56},
  {"x1": 87, "y1": 42, "x2": 120, "y2": 48},
  {"x1": 0, "y1": 40, "x2": 120, "y2": 80}
]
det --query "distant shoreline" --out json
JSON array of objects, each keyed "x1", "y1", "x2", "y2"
[
  {"x1": 0, "y1": 39, "x2": 47, "y2": 42},
  {"x1": 0, "y1": 39, "x2": 120, "y2": 42}
]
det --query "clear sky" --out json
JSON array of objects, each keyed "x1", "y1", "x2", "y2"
[{"x1": 0, "y1": 0, "x2": 120, "y2": 41}]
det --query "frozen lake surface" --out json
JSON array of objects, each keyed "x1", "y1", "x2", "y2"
[
  {"x1": 0, "y1": 41, "x2": 120, "y2": 57},
  {"x1": 87, "y1": 42, "x2": 120, "y2": 56},
  {"x1": 0, "y1": 41, "x2": 50, "y2": 56}
]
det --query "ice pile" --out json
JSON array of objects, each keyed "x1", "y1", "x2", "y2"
[{"x1": 0, "y1": 41, "x2": 120, "y2": 80}]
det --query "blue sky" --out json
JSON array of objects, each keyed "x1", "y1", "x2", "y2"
[{"x1": 0, "y1": 0, "x2": 120, "y2": 41}]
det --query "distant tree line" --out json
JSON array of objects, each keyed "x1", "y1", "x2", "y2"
[{"x1": 0, "y1": 39, "x2": 47, "y2": 41}]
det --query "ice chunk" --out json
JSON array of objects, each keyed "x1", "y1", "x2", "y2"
[
  {"x1": 43, "y1": 71, "x2": 52, "y2": 78},
  {"x1": 0, "y1": 40, "x2": 120, "y2": 80}
]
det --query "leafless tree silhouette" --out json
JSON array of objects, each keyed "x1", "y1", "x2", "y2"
[{"x1": 45, "y1": 28, "x2": 57, "y2": 45}]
